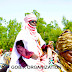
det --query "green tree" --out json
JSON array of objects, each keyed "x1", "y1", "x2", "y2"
[
  {"x1": 1, "y1": 10, "x2": 66, "y2": 50},
  {"x1": 43, "y1": 20, "x2": 63, "y2": 49},
  {"x1": 62, "y1": 16, "x2": 72, "y2": 31},
  {"x1": 0, "y1": 17, "x2": 22, "y2": 51},
  {"x1": 7, "y1": 19, "x2": 22, "y2": 50},
  {"x1": 0, "y1": 17, "x2": 7, "y2": 50}
]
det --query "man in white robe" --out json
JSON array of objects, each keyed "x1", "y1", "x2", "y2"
[{"x1": 7, "y1": 13, "x2": 58, "y2": 72}]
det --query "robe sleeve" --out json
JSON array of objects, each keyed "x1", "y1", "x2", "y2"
[
  {"x1": 38, "y1": 33, "x2": 46, "y2": 47},
  {"x1": 16, "y1": 40, "x2": 34, "y2": 59}
]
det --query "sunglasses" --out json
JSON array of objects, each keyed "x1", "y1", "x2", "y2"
[{"x1": 29, "y1": 20, "x2": 37, "y2": 24}]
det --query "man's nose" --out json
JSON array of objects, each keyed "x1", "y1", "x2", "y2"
[
  {"x1": 34, "y1": 21, "x2": 36, "y2": 23},
  {"x1": 34, "y1": 23, "x2": 36, "y2": 25}
]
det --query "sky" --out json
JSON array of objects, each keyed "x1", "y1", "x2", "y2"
[{"x1": 0, "y1": 0, "x2": 72, "y2": 29}]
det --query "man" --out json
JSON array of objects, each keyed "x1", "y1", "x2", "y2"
[
  {"x1": 55, "y1": 29, "x2": 72, "y2": 72},
  {"x1": 8, "y1": 13, "x2": 50, "y2": 72}
]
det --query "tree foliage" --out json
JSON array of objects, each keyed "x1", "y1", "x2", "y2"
[
  {"x1": 0, "y1": 18, "x2": 22, "y2": 51},
  {"x1": 0, "y1": 10, "x2": 72, "y2": 50},
  {"x1": 62, "y1": 16, "x2": 72, "y2": 31}
]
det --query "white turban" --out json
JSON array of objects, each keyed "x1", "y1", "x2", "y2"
[{"x1": 24, "y1": 13, "x2": 37, "y2": 23}]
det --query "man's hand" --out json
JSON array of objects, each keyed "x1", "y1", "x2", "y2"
[
  {"x1": 31, "y1": 53, "x2": 38, "y2": 60},
  {"x1": 41, "y1": 44, "x2": 48, "y2": 53}
]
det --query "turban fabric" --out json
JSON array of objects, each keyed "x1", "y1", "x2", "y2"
[
  {"x1": 24, "y1": 13, "x2": 37, "y2": 23},
  {"x1": 56, "y1": 29, "x2": 72, "y2": 54}
]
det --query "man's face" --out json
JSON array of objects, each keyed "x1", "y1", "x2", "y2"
[
  {"x1": 29, "y1": 20, "x2": 37, "y2": 26},
  {"x1": 60, "y1": 50, "x2": 72, "y2": 63}
]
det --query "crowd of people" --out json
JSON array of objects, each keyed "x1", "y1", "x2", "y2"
[
  {"x1": 0, "y1": 13, "x2": 72, "y2": 72},
  {"x1": 0, "y1": 48, "x2": 12, "y2": 71}
]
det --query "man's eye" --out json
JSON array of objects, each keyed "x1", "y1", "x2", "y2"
[
  {"x1": 17, "y1": 46, "x2": 20, "y2": 48},
  {"x1": 20, "y1": 45, "x2": 22, "y2": 46}
]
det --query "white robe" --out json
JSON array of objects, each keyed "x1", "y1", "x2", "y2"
[
  {"x1": 8, "y1": 27, "x2": 47, "y2": 72},
  {"x1": 7, "y1": 26, "x2": 60, "y2": 72}
]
